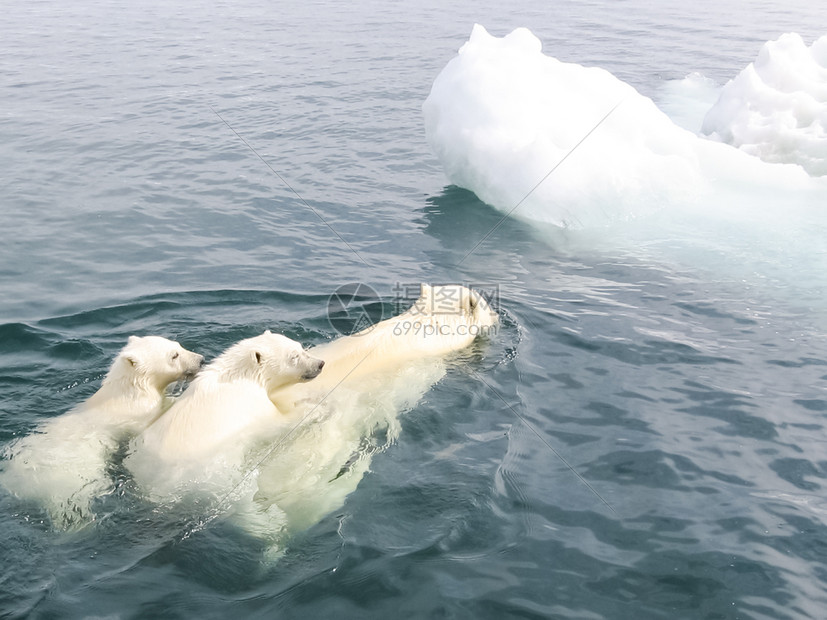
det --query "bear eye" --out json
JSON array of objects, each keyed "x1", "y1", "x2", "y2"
[{"x1": 171, "y1": 352, "x2": 179, "y2": 360}]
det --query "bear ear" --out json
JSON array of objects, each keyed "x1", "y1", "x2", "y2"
[
  {"x1": 128, "y1": 335, "x2": 140, "y2": 344},
  {"x1": 264, "y1": 329, "x2": 272, "y2": 335}
]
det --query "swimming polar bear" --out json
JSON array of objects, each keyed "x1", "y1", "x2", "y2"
[
  {"x1": 0, "y1": 336, "x2": 203, "y2": 529},
  {"x1": 125, "y1": 331, "x2": 325, "y2": 495},
  {"x1": 275, "y1": 283, "x2": 498, "y2": 400},
  {"x1": 128, "y1": 285, "x2": 498, "y2": 551},
  {"x1": 251, "y1": 284, "x2": 499, "y2": 543}
]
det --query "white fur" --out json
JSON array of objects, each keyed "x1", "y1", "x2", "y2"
[
  {"x1": 272, "y1": 283, "x2": 498, "y2": 404},
  {"x1": 129, "y1": 286, "x2": 498, "y2": 550},
  {"x1": 126, "y1": 331, "x2": 324, "y2": 493},
  {"x1": 257, "y1": 284, "x2": 499, "y2": 535},
  {"x1": 0, "y1": 336, "x2": 204, "y2": 528}
]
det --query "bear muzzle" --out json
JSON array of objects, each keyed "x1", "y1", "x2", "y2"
[
  {"x1": 183, "y1": 354, "x2": 206, "y2": 380},
  {"x1": 301, "y1": 358, "x2": 325, "y2": 380}
]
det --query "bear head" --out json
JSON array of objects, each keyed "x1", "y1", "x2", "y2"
[
  {"x1": 107, "y1": 335, "x2": 205, "y2": 392},
  {"x1": 208, "y1": 330, "x2": 324, "y2": 397}
]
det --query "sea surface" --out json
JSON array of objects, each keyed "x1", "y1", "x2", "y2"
[{"x1": 2, "y1": 1, "x2": 826, "y2": 618}]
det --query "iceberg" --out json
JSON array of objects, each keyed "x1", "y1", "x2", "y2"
[{"x1": 423, "y1": 25, "x2": 825, "y2": 231}]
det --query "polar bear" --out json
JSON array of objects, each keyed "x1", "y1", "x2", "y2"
[
  {"x1": 251, "y1": 284, "x2": 499, "y2": 542},
  {"x1": 128, "y1": 285, "x2": 498, "y2": 550},
  {"x1": 126, "y1": 331, "x2": 325, "y2": 494},
  {"x1": 274, "y1": 283, "x2": 498, "y2": 403},
  {"x1": 0, "y1": 336, "x2": 203, "y2": 528}
]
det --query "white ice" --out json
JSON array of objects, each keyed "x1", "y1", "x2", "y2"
[
  {"x1": 423, "y1": 25, "x2": 827, "y2": 294},
  {"x1": 702, "y1": 33, "x2": 827, "y2": 176},
  {"x1": 423, "y1": 25, "x2": 825, "y2": 229}
]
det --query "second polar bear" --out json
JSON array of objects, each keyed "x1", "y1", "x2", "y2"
[
  {"x1": 0, "y1": 336, "x2": 204, "y2": 528},
  {"x1": 126, "y1": 331, "x2": 325, "y2": 493}
]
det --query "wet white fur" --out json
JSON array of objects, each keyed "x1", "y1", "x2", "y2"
[
  {"x1": 126, "y1": 331, "x2": 324, "y2": 492},
  {"x1": 0, "y1": 336, "x2": 204, "y2": 528}
]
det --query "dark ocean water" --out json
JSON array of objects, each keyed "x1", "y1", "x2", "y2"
[{"x1": 2, "y1": 1, "x2": 826, "y2": 618}]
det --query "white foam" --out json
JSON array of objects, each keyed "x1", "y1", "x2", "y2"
[{"x1": 702, "y1": 33, "x2": 827, "y2": 176}]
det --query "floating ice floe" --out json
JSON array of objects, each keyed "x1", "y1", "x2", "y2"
[{"x1": 423, "y1": 25, "x2": 824, "y2": 230}]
